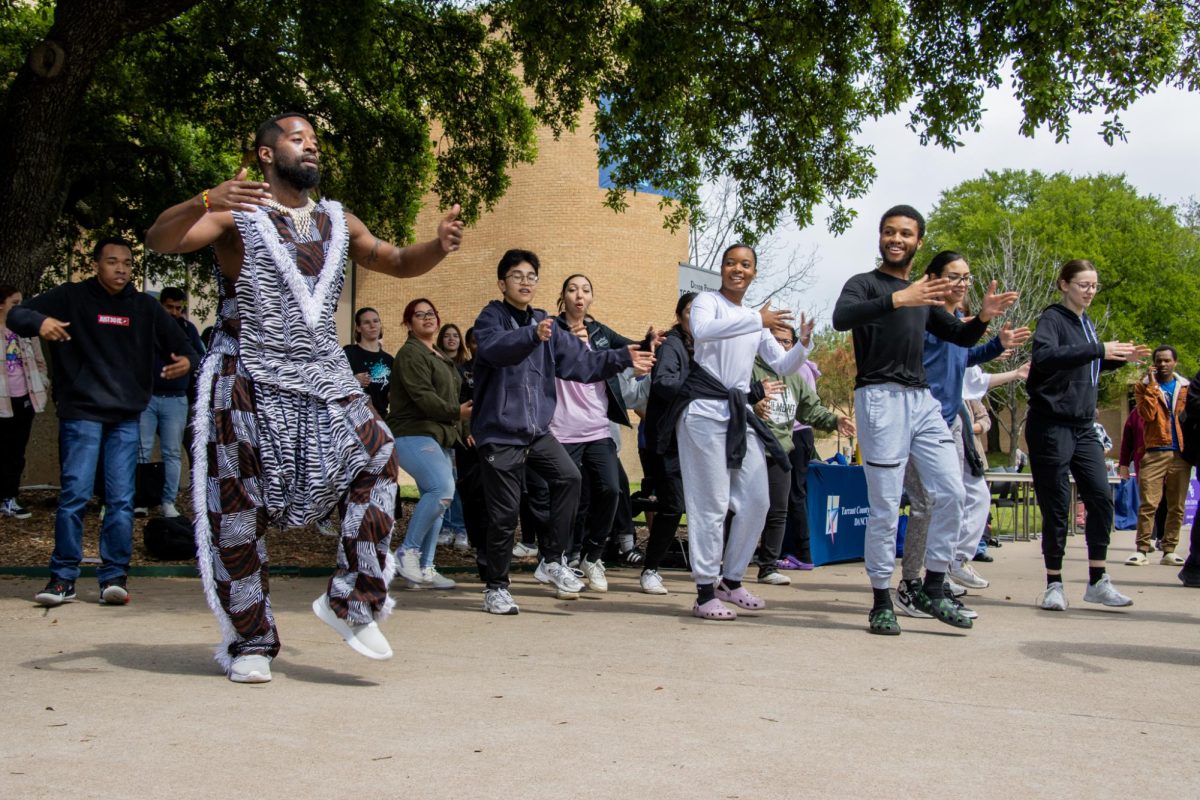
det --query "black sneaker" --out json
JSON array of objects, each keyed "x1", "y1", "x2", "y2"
[
  {"x1": 619, "y1": 546, "x2": 646, "y2": 566},
  {"x1": 99, "y1": 577, "x2": 130, "y2": 606},
  {"x1": 895, "y1": 579, "x2": 932, "y2": 619},
  {"x1": 34, "y1": 579, "x2": 76, "y2": 607},
  {"x1": 1179, "y1": 567, "x2": 1200, "y2": 588},
  {"x1": 914, "y1": 586, "x2": 973, "y2": 628},
  {"x1": 973, "y1": 552, "x2": 994, "y2": 563}
]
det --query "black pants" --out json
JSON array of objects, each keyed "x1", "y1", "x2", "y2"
[
  {"x1": 565, "y1": 439, "x2": 622, "y2": 561},
  {"x1": 755, "y1": 458, "x2": 792, "y2": 566},
  {"x1": 643, "y1": 448, "x2": 685, "y2": 571},
  {"x1": 782, "y1": 428, "x2": 815, "y2": 562},
  {"x1": 1184, "y1": 512, "x2": 1200, "y2": 573},
  {"x1": 0, "y1": 395, "x2": 35, "y2": 500},
  {"x1": 479, "y1": 434, "x2": 581, "y2": 589},
  {"x1": 609, "y1": 461, "x2": 636, "y2": 551},
  {"x1": 521, "y1": 466, "x2": 550, "y2": 550},
  {"x1": 1026, "y1": 415, "x2": 1112, "y2": 571},
  {"x1": 454, "y1": 443, "x2": 490, "y2": 582}
]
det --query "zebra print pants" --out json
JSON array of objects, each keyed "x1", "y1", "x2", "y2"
[{"x1": 197, "y1": 354, "x2": 399, "y2": 663}]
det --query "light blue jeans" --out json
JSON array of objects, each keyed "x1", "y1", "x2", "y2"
[
  {"x1": 138, "y1": 394, "x2": 189, "y2": 506},
  {"x1": 393, "y1": 436, "x2": 455, "y2": 567},
  {"x1": 53, "y1": 418, "x2": 139, "y2": 583}
]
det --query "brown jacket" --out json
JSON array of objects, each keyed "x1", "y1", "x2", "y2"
[{"x1": 1134, "y1": 371, "x2": 1189, "y2": 449}]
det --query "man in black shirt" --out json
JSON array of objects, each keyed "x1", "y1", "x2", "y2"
[{"x1": 832, "y1": 205, "x2": 1017, "y2": 635}]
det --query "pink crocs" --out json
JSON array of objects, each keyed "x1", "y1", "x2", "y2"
[
  {"x1": 692, "y1": 598, "x2": 737, "y2": 620},
  {"x1": 716, "y1": 582, "x2": 766, "y2": 610}
]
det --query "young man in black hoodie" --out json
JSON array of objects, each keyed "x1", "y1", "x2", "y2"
[
  {"x1": 470, "y1": 249, "x2": 654, "y2": 614},
  {"x1": 8, "y1": 238, "x2": 197, "y2": 608}
]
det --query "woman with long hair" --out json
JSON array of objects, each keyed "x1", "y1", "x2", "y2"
[
  {"x1": 344, "y1": 307, "x2": 393, "y2": 417},
  {"x1": 386, "y1": 298, "x2": 472, "y2": 590},
  {"x1": 437, "y1": 323, "x2": 468, "y2": 367},
  {"x1": 1027, "y1": 259, "x2": 1149, "y2": 610},
  {"x1": 434, "y1": 322, "x2": 470, "y2": 550},
  {"x1": 551, "y1": 273, "x2": 653, "y2": 591},
  {"x1": 0, "y1": 284, "x2": 50, "y2": 518}
]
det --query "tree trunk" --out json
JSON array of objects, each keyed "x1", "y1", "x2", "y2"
[{"x1": 0, "y1": 0, "x2": 200, "y2": 293}]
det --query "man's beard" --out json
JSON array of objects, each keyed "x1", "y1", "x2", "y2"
[
  {"x1": 878, "y1": 243, "x2": 914, "y2": 270},
  {"x1": 276, "y1": 158, "x2": 321, "y2": 190}
]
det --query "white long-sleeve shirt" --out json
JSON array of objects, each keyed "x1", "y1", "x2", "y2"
[{"x1": 688, "y1": 290, "x2": 809, "y2": 422}]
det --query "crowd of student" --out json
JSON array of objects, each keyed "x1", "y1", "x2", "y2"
[{"x1": 3, "y1": 111, "x2": 1197, "y2": 683}]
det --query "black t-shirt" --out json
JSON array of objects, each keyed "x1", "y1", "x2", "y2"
[
  {"x1": 344, "y1": 344, "x2": 394, "y2": 416},
  {"x1": 832, "y1": 269, "x2": 987, "y2": 389}
]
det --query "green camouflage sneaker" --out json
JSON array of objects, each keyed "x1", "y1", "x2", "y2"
[
  {"x1": 913, "y1": 587, "x2": 973, "y2": 629},
  {"x1": 868, "y1": 607, "x2": 901, "y2": 635}
]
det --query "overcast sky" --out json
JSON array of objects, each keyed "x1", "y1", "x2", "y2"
[{"x1": 772, "y1": 82, "x2": 1200, "y2": 323}]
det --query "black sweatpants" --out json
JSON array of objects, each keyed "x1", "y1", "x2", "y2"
[
  {"x1": 783, "y1": 428, "x2": 815, "y2": 562},
  {"x1": 0, "y1": 394, "x2": 35, "y2": 500},
  {"x1": 479, "y1": 434, "x2": 581, "y2": 589},
  {"x1": 1026, "y1": 415, "x2": 1112, "y2": 571},
  {"x1": 565, "y1": 439, "x2": 622, "y2": 561},
  {"x1": 643, "y1": 448, "x2": 685, "y2": 571},
  {"x1": 755, "y1": 459, "x2": 792, "y2": 566}
]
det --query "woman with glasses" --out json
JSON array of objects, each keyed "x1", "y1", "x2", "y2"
[
  {"x1": 1027, "y1": 259, "x2": 1149, "y2": 611},
  {"x1": 386, "y1": 298, "x2": 471, "y2": 590}
]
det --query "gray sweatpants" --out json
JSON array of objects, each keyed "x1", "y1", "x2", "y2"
[
  {"x1": 676, "y1": 406, "x2": 770, "y2": 586},
  {"x1": 855, "y1": 384, "x2": 964, "y2": 590},
  {"x1": 900, "y1": 414, "x2": 992, "y2": 581}
]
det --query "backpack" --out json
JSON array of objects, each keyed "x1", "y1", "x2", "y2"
[{"x1": 143, "y1": 515, "x2": 197, "y2": 561}]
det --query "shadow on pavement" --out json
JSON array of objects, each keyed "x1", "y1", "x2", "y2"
[{"x1": 1019, "y1": 640, "x2": 1200, "y2": 673}]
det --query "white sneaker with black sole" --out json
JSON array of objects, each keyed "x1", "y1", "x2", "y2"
[
  {"x1": 534, "y1": 558, "x2": 584, "y2": 599},
  {"x1": 639, "y1": 569, "x2": 668, "y2": 595}
]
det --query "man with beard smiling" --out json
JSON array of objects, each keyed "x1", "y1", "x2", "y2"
[
  {"x1": 832, "y1": 205, "x2": 1018, "y2": 635},
  {"x1": 146, "y1": 113, "x2": 464, "y2": 683},
  {"x1": 8, "y1": 238, "x2": 196, "y2": 609}
]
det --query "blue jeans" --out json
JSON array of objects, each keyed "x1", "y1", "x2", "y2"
[
  {"x1": 53, "y1": 418, "x2": 139, "y2": 583},
  {"x1": 442, "y1": 454, "x2": 466, "y2": 533},
  {"x1": 393, "y1": 436, "x2": 454, "y2": 567},
  {"x1": 138, "y1": 394, "x2": 189, "y2": 506}
]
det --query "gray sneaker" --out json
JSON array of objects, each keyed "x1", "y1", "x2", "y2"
[
  {"x1": 534, "y1": 558, "x2": 584, "y2": 598},
  {"x1": 1083, "y1": 575, "x2": 1133, "y2": 607},
  {"x1": 483, "y1": 587, "x2": 519, "y2": 615},
  {"x1": 948, "y1": 559, "x2": 989, "y2": 589},
  {"x1": 895, "y1": 579, "x2": 932, "y2": 619},
  {"x1": 1038, "y1": 581, "x2": 1068, "y2": 611}
]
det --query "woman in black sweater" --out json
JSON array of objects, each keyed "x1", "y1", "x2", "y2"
[{"x1": 1026, "y1": 259, "x2": 1149, "y2": 611}]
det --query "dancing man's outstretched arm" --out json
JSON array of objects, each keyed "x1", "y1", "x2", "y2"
[{"x1": 347, "y1": 204, "x2": 464, "y2": 279}]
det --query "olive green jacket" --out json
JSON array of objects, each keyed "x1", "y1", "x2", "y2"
[
  {"x1": 386, "y1": 336, "x2": 464, "y2": 447},
  {"x1": 751, "y1": 356, "x2": 839, "y2": 453}
]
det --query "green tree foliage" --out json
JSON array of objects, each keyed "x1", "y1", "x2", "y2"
[
  {"x1": 4, "y1": 1, "x2": 1200, "y2": 296},
  {"x1": 924, "y1": 169, "x2": 1200, "y2": 375}
]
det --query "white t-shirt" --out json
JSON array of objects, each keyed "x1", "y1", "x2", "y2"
[{"x1": 688, "y1": 290, "x2": 809, "y2": 422}]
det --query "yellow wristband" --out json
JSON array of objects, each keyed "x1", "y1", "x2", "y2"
[{"x1": 202, "y1": 189, "x2": 211, "y2": 212}]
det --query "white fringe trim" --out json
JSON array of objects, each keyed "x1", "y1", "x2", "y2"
[
  {"x1": 250, "y1": 200, "x2": 347, "y2": 331},
  {"x1": 377, "y1": 549, "x2": 397, "y2": 622},
  {"x1": 190, "y1": 352, "x2": 242, "y2": 674}
]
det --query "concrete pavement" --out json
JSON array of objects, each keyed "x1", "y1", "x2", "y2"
[{"x1": 2, "y1": 531, "x2": 1198, "y2": 799}]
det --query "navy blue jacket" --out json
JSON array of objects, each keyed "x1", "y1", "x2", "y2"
[{"x1": 471, "y1": 300, "x2": 633, "y2": 447}]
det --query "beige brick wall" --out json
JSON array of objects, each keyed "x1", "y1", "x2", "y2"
[{"x1": 351, "y1": 107, "x2": 688, "y2": 482}]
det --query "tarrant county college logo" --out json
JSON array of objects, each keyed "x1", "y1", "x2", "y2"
[{"x1": 825, "y1": 495, "x2": 840, "y2": 543}]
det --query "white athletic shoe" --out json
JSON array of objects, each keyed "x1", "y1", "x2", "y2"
[
  {"x1": 159, "y1": 502, "x2": 180, "y2": 518},
  {"x1": 483, "y1": 587, "x2": 519, "y2": 615},
  {"x1": 580, "y1": 558, "x2": 608, "y2": 592},
  {"x1": 534, "y1": 558, "x2": 584, "y2": 599},
  {"x1": 639, "y1": 569, "x2": 668, "y2": 595},
  {"x1": 420, "y1": 566, "x2": 456, "y2": 590},
  {"x1": 311, "y1": 594, "x2": 393, "y2": 660},
  {"x1": 949, "y1": 559, "x2": 989, "y2": 589},
  {"x1": 229, "y1": 654, "x2": 272, "y2": 684},
  {"x1": 945, "y1": 578, "x2": 968, "y2": 597},
  {"x1": 512, "y1": 542, "x2": 539, "y2": 559},
  {"x1": 1083, "y1": 575, "x2": 1133, "y2": 607},
  {"x1": 453, "y1": 532, "x2": 470, "y2": 552},
  {"x1": 437, "y1": 530, "x2": 454, "y2": 548},
  {"x1": 396, "y1": 548, "x2": 424, "y2": 584},
  {"x1": 1038, "y1": 581, "x2": 1069, "y2": 611}
]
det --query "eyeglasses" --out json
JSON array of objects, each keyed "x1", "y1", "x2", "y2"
[
  {"x1": 774, "y1": 338, "x2": 795, "y2": 347},
  {"x1": 505, "y1": 272, "x2": 539, "y2": 285},
  {"x1": 945, "y1": 274, "x2": 972, "y2": 285},
  {"x1": 1071, "y1": 282, "x2": 1101, "y2": 292},
  {"x1": 411, "y1": 311, "x2": 438, "y2": 321}
]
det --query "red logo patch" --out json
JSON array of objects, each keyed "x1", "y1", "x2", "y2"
[{"x1": 97, "y1": 314, "x2": 130, "y2": 326}]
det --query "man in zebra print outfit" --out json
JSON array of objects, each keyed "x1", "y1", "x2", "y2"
[{"x1": 147, "y1": 113, "x2": 464, "y2": 683}]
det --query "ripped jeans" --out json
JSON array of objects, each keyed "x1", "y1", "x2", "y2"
[{"x1": 393, "y1": 435, "x2": 455, "y2": 568}]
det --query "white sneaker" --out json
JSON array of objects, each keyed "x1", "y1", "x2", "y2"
[
  {"x1": 534, "y1": 558, "x2": 584, "y2": 599},
  {"x1": 1038, "y1": 581, "x2": 1069, "y2": 611},
  {"x1": 311, "y1": 594, "x2": 393, "y2": 659},
  {"x1": 758, "y1": 570, "x2": 792, "y2": 586},
  {"x1": 420, "y1": 566, "x2": 456, "y2": 590},
  {"x1": 396, "y1": 548, "x2": 424, "y2": 584},
  {"x1": 639, "y1": 569, "x2": 668, "y2": 595},
  {"x1": 133, "y1": 507, "x2": 148, "y2": 518},
  {"x1": 437, "y1": 530, "x2": 453, "y2": 548},
  {"x1": 229, "y1": 654, "x2": 272, "y2": 684},
  {"x1": 512, "y1": 542, "x2": 538, "y2": 559},
  {"x1": 158, "y1": 502, "x2": 180, "y2": 518},
  {"x1": 580, "y1": 558, "x2": 608, "y2": 592},
  {"x1": 483, "y1": 587, "x2": 519, "y2": 615},
  {"x1": 1083, "y1": 574, "x2": 1133, "y2": 607},
  {"x1": 453, "y1": 532, "x2": 470, "y2": 552},
  {"x1": 0, "y1": 498, "x2": 31, "y2": 519},
  {"x1": 945, "y1": 578, "x2": 968, "y2": 597},
  {"x1": 949, "y1": 559, "x2": 989, "y2": 589}
]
